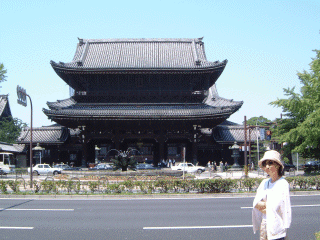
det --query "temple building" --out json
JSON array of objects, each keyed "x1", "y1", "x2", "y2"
[{"x1": 18, "y1": 38, "x2": 249, "y2": 167}]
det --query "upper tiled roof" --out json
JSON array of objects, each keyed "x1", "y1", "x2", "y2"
[
  {"x1": 51, "y1": 38, "x2": 227, "y2": 72},
  {"x1": 17, "y1": 126, "x2": 69, "y2": 144},
  {"x1": 0, "y1": 95, "x2": 12, "y2": 119}
]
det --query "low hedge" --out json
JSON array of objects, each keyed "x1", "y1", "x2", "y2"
[{"x1": 0, "y1": 176, "x2": 319, "y2": 195}]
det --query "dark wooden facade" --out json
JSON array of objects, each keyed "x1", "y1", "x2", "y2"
[{"x1": 40, "y1": 38, "x2": 243, "y2": 166}]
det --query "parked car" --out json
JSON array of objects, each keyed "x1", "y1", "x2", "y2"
[
  {"x1": 53, "y1": 164, "x2": 82, "y2": 171},
  {"x1": 171, "y1": 163, "x2": 205, "y2": 174},
  {"x1": 136, "y1": 163, "x2": 160, "y2": 170},
  {"x1": 303, "y1": 160, "x2": 320, "y2": 173},
  {"x1": 283, "y1": 163, "x2": 296, "y2": 172},
  {"x1": 28, "y1": 164, "x2": 61, "y2": 176},
  {"x1": 0, "y1": 169, "x2": 7, "y2": 175},
  {"x1": 89, "y1": 163, "x2": 113, "y2": 170}
]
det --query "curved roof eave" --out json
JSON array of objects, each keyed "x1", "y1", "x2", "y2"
[{"x1": 50, "y1": 60, "x2": 227, "y2": 74}]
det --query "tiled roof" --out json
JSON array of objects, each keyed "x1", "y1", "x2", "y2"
[
  {"x1": 0, "y1": 142, "x2": 25, "y2": 153},
  {"x1": 0, "y1": 95, "x2": 12, "y2": 118},
  {"x1": 47, "y1": 98, "x2": 77, "y2": 110},
  {"x1": 51, "y1": 38, "x2": 227, "y2": 72},
  {"x1": 44, "y1": 84, "x2": 242, "y2": 120},
  {"x1": 212, "y1": 125, "x2": 260, "y2": 143},
  {"x1": 43, "y1": 97, "x2": 242, "y2": 120},
  {"x1": 16, "y1": 126, "x2": 69, "y2": 144}
]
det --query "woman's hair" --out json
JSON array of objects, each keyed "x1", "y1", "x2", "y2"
[{"x1": 276, "y1": 162, "x2": 284, "y2": 177}]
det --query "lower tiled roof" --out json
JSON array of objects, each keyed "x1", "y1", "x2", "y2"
[
  {"x1": 43, "y1": 102, "x2": 242, "y2": 120},
  {"x1": 0, "y1": 142, "x2": 25, "y2": 153},
  {"x1": 17, "y1": 126, "x2": 69, "y2": 144},
  {"x1": 212, "y1": 125, "x2": 259, "y2": 143},
  {"x1": 43, "y1": 87, "x2": 243, "y2": 121}
]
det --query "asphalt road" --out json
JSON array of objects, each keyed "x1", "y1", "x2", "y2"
[{"x1": 0, "y1": 194, "x2": 319, "y2": 240}]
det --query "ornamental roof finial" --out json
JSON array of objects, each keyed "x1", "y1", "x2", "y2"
[{"x1": 78, "y1": 37, "x2": 84, "y2": 45}]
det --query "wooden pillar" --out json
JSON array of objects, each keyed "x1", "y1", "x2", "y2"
[
  {"x1": 192, "y1": 125, "x2": 198, "y2": 165},
  {"x1": 159, "y1": 136, "x2": 165, "y2": 162},
  {"x1": 79, "y1": 126, "x2": 88, "y2": 167}
]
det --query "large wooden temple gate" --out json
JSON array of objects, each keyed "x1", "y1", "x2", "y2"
[{"x1": 42, "y1": 38, "x2": 243, "y2": 166}]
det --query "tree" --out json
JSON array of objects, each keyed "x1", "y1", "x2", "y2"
[
  {"x1": 245, "y1": 116, "x2": 271, "y2": 126},
  {"x1": 0, "y1": 117, "x2": 27, "y2": 143},
  {"x1": 111, "y1": 149, "x2": 138, "y2": 171},
  {"x1": 0, "y1": 63, "x2": 7, "y2": 87},
  {"x1": 246, "y1": 116, "x2": 271, "y2": 167},
  {"x1": 270, "y1": 49, "x2": 320, "y2": 159}
]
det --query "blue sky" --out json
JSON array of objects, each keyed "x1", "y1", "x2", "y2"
[{"x1": 1, "y1": 0, "x2": 319, "y2": 127}]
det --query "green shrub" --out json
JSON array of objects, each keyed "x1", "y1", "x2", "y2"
[
  {"x1": 136, "y1": 181, "x2": 148, "y2": 194},
  {"x1": 242, "y1": 178, "x2": 256, "y2": 191},
  {"x1": 0, "y1": 180, "x2": 7, "y2": 193},
  {"x1": 88, "y1": 181, "x2": 99, "y2": 193},
  {"x1": 107, "y1": 183, "x2": 123, "y2": 194},
  {"x1": 123, "y1": 179, "x2": 135, "y2": 192},
  {"x1": 7, "y1": 180, "x2": 20, "y2": 193},
  {"x1": 41, "y1": 180, "x2": 55, "y2": 194}
]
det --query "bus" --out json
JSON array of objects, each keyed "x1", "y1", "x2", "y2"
[{"x1": 0, "y1": 152, "x2": 16, "y2": 174}]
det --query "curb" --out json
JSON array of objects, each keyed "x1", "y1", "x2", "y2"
[{"x1": 0, "y1": 191, "x2": 319, "y2": 200}]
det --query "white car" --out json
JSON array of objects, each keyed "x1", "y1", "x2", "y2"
[
  {"x1": 28, "y1": 164, "x2": 61, "y2": 176},
  {"x1": 171, "y1": 163, "x2": 205, "y2": 173}
]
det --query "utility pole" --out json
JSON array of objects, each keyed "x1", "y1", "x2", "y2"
[{"x1": 244, "y1": 116, "x2": 247, "y2": 169}]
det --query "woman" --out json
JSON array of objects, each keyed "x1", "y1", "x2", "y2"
[{"x1": 252, "y1": 150, "x2": 291, "y2": 240}]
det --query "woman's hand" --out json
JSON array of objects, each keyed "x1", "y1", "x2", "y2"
[{"x1": 255, "y1": 200, "x2": 266, "y2": 214}]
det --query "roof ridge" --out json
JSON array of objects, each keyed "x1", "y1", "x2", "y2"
[{"x1": 78, "y1": 37, "x2": 204, "y2": 44}]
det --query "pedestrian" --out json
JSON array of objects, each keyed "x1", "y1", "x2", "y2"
[
  {"x1": 252, "y1": 150, "x2": 291, "y2": 240},
  {"x1": 213, "y1": 161, "x2": 217, "y2": 171},
  {"x1": 219, "y1": 161, "x2": 224, "y2": 172},
  {"x1": 224, "y1": 162, "x2": 228, "y2": 171},
  {"x1": 173, "y1": 159, "x2": 176, "y2": 166},
  {"x1": 207, "y1": 161, "x2": 211, "y2": 168}
]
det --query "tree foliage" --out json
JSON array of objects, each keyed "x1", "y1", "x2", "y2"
[
  {"x1": 245, "y1": 116, "x2": 271, "y2": 126},
  {"x1": 270, "y1": 49, "x2": 320, "y2": 159},
  {"x1": 0, "y1": 63, "x2": 7, "y2": 85},
  {"x1": 111, "y1": 151, "x2": 137, "y2": 171},
  {"x1": 0, "y1": 117, "x2": 27, "y2": 143}
]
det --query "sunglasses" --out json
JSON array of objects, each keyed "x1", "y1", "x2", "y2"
[{"x1": 262, "y1": 160, "x2": 275, "y2": 167}]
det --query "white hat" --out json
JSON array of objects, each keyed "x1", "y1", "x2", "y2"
[{"x1": 258, "y1": 150, "x2": 284, "y2": 171}]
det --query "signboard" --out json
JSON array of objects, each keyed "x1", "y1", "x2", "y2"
[
  {"x1": 259, "y1": 128, "x2": 265, "y2": 141},
  {"x1": 17, "y1": 85, "x2": 27, "y2": 107}
]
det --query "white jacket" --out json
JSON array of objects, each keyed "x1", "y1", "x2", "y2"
[{"x1": 252, "y1": 177, "x2": 291, "y2": 239}]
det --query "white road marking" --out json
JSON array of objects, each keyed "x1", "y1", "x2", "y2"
[
  {"x1": 0, "y1": 227, "x2": 34, "y2": 230},
  {"x1": 241, "y1": 204, "x2": 320, "y2": 209},
  {"x1": 0, "y1": 208, "x2": 74, "y2": 211},
  {"x1": 143, "y1": 225, "x2": 253, "y2": 230}
]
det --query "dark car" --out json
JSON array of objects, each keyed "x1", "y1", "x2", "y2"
[
  {"x1": 303, "y1": 160, "x2": 320, "y2": 173},
  {"x1": 283, "y1": 163, "x2": 296, "y2": 172},
  {"x1": 0, "y1": 169, "x2": 7, "y2": 175},
  {"x1": 53, "y1": 164, "x2": 82, "y2": 171},
  {"x1": 89, "y1": 163, "x2": 113, "y2": 170},
  {"x1": 136, "y1": 163, "x2": 160, "y2": 170}
]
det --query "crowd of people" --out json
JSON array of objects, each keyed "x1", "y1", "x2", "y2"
[{"x1": 207, "y1": 161, "x2": 228, "y2": 172}]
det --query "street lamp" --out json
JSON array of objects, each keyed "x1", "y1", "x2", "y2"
[
  {"x1": 95, "y1": 145, "x2": 101, "y2": 164},
  {"x1": 229, "y1": 142, "x2": 241, "y2": 169},
  {"x1": 32, "y1": 143, "x2": 45, "y2": 164},
  {"x1": 17, "y1": 85, "x2": 33, "y2": 188}
]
